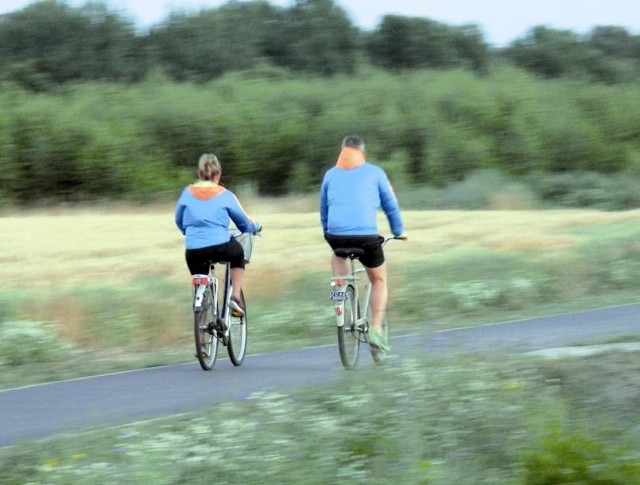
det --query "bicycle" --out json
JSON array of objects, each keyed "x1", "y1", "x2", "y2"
[
  {"x1": 330, "y1": 236, "x2": 405, "y2": 369},
  {"x1": 192, "y1": 231, "x2": 254, "y2": 371}
]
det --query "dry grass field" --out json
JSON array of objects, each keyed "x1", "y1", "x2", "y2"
[{"x1": 3, "y1": 198, "x2": 640, "y2": 298}]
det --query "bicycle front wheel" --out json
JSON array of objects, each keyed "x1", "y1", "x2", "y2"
[
  {"x1": 194, "y1": 285, "x2": 219, "y2": 370},
  {"x1": 337, "y1": 284, "x2": 360, "y2": 369},
  {"x1": 227, "y1": 290, "x2": 248, "y2": 366}
]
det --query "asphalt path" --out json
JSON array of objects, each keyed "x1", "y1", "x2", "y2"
[{"x1": 2, "y1": 302, "x2": 640, "y2": 447}]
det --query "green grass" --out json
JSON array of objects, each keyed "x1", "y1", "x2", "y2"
[{"x1": 1, "y1": 350, "x2": 638, "y2": 484}]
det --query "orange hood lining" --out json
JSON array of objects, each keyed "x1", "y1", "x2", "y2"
[
  {"x1": 188, "y1": 181, "x2": 226, "y2": 200},
  {"x1": 335, "y1": 146, "x2": 365, "y2": 169}
]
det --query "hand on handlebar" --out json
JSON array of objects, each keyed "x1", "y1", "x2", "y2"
[{"x1": 395, "y1": 234, "x2": 408, "y2": 241}]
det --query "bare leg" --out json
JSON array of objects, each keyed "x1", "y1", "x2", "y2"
[
  {"x1": 331, "y1": 254, "x2": 347, "y2": 277},
  {"x1": 365, "y1": 263, "x2": 387, "y2": 331},
  {"x1": 231, "y1": 267, "x2": 244, "y2": 301}
]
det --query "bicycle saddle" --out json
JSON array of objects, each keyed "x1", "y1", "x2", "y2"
[{"x1": 333, "y1": 247, "x2": 365, "y2": 259}]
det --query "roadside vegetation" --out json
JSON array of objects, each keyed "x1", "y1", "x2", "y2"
[{"x1": 1, "y1": 347, "x2": 639, "y2": 483}]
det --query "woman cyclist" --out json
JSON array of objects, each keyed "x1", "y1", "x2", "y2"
[{"x1": 175, "y1": 153, "x2": 261, "y2": 315}]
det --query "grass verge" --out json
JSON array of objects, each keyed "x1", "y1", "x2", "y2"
[{"x1": 1, "y1": 349, "x2": 638, "y2": 484}]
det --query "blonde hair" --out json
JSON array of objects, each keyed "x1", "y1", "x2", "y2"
[{"x1": 197, "y1": 153, "x2": 221, "y2": 181}]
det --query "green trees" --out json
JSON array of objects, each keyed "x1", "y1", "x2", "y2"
[
  {"x1": 146, "y1": 1, "x2": 283, "y2": 82},
  {"x1": 146, "y1": 0, "x2": 359, "y2": 80},
  {"x1": 273, "y1": 0, "x2": 359, "y2": 75},
  {"x1": 504, "y1": 25, "x2": 640, "y2": 83},
  {"x1": 366, "y1": 16, "x2": 488, "y2": 74},
  {"x1": 4, "y1": 0, "x2": 638, "y2": 86},
  {"x1": 0, "y1": 0, "x2": 143, "y2": 88},
  {"x1": 0, "y1": 0, "x2": 490, "y2": 86}
]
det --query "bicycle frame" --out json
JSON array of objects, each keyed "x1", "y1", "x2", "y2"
[
  {"x1": 192, "y1": 259, "x2": 249, "y2": 369},
  {"x1": 190, "y1": 231, "x2": 255, "y2": 370},
  {"x1": 331, "y1": 260, "x2": 371, "y2": 334}
]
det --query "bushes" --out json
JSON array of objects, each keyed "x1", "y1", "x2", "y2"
[
  {"x1": 0, "y1": 320, "x2": 72, "y2": 367},
  {"x1": 523, "y1": 428, "x2": 640, "y2": 484},
  {"x1": 527, "y1": 171, "x2": 640, "y2": 210},
  {"x1": 2, "y1": 67, "x2": 640, "y2": 206}
]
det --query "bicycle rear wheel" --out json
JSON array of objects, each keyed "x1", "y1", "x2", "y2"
[
  {"x1": 337, "y1": 284, "x2": 360, "y2": 369},
  {"x1": 194, "y1": 285, "x2": 219, "y2": 370},
  {"x1": 227, "y1": 290, "x2": 248, "y2": 366}
]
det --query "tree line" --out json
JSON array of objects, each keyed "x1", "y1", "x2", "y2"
[{"x1": 1, "y1": 0, "x2": 639, "y2": 90}]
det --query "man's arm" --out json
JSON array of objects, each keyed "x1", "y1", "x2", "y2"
[
  {"x1": 319, "y1": 176, "x2": 329, "y2": 233},
  {"x1": 379, "y1": 174, "x2": 404, "y2": 237}
]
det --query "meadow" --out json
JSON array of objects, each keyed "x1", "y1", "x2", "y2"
[
  {"x1": 2, "y1": 201, "x2": 640, "y2": 482},
  {"x1": 1, "y1": 200, "x2": 640, "y2": 380}
]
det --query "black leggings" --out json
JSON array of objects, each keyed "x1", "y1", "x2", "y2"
[{"x1": 185, "y1": 238, "x2": 245, "y2": 274}]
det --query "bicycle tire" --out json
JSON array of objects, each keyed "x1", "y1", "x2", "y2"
[
  {"x1": 337, "y1": 284, "x2": 360, "y2": 369},
  {"x1": 227, "y1": 289, "x2": 248, "y2": 366},
  {"x1": 194, "y1": 284, "x2": 219, "y2": 370}
]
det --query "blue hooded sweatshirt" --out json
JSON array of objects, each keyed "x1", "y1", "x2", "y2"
[
  {"x1": 175, "y1": 181, "x2": 259, "y2": 250},
  {"x1": 319, "y1": 147, "x2": 403, "y2": 237}
]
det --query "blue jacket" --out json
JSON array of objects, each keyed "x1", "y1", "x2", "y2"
[
  {"x1": 320, "y1": 150, "x2": 403, "y2": 237},
  {"x1": 175, "y1": 182, "x2": 260, "y2": 250}
]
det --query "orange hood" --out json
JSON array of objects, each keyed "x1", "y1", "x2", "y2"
[
  {"x1": 188, "y1": 181, "x2": 226, "y2": 200},
  {"x1": 335, "y1": 146, "x2": 365, "y2": 169}
]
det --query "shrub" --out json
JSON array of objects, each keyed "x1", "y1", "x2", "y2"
[
  {"x1": 523, "y1": 428, "x2": 640, "y2": 484},
  {"x1": 0, "y1": 320, "x2": 72, "y2": 367}
]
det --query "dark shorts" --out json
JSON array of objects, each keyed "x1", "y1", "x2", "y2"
[
  {"x1": 324, "y1": 234, "x2": 385, "y2": 268},
  {"x1": 185, "y1": 238, "x2": 245, "y2": 274}
]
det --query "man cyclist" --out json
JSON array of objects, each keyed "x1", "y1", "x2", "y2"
[
  {"x1": 175, "y1": 153, "x2": 261, "y2": 316},
  {"x1": 320, "y1": 135, "x2": 405, "y2": 353}
]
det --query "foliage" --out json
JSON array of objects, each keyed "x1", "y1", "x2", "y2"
[
  {"x1": 0, "y1": 320, "x2": 73, "y2": 367},
  {"x1": 1, "y1": 66, "x2": 640, "y2": 204},
  {"x1": 366, "y1": 15, "x2": 489, "y2": 74},
  {"x1": 523, "y1": 427, "x2": 640, "y2": 484},
  {"x1": 2, "y1": 0, "x2": 639, "y2": 87},
  {"x1": 0, "y1": 0, "x2": 144, "y2": 87},
  {"x1": 503, "y1": 25, "x2": 640, "y2": 83}
]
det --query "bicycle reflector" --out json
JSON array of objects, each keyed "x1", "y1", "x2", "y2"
[
  {"x1": 192, "y1": 276, "x2": 210, "y2": 286},
  {"x1": 331, "y1": 279, "x2": 345, "y2": 287}
]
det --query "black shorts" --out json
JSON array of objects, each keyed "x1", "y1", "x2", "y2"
[
  {"x1": 324, "y1": 234, "x2": 385, "y2": 268},
  {"x1": 185, "y1": 238, "x2": 245, "y2": 274}
]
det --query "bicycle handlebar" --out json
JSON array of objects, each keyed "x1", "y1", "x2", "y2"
[{"x1": 382, "y1": 235, "x2": 408, "y2": 246}]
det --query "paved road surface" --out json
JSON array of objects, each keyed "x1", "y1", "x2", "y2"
[{"x1": 1, "y1": 303, "x2": 639, "y2": 447}]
